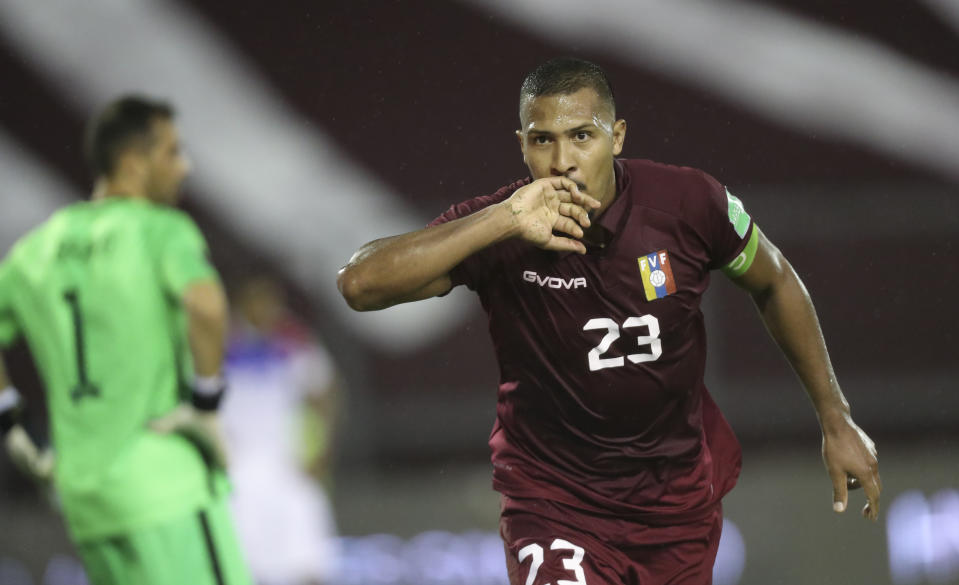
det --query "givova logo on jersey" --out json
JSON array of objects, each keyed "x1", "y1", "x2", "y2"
[
  {"x1": 522, "y1": 270, "x2": 588, "y2": 289},
  {"x1": 637, "y1": 250, "x2": 676, "y2": 301}
]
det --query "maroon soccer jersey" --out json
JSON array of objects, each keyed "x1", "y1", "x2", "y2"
[{"x1": 430, "y1": 159, "x2": 751, "y2": 524}]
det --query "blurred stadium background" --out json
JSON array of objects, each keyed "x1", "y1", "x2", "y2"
[{"x1": 0, "y1": 0, "x2": 957, "y2": 584}]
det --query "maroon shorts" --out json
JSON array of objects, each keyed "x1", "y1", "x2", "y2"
[{"x1": 500, "y1": 495, "x2": 723, "y2": 585}]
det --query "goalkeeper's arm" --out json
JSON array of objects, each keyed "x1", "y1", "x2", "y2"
[
  {"x1": 150, "y1": 279, "x2": 230, "y2": 468},
  {"x1": 0, "y1": 360, "x2": 53, "y2": 483},
  {"x1": 184, "y1": 278, "x2": 229, "y2": 409}
]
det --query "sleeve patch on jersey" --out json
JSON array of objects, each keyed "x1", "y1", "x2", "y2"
[
  {"x1": 638, "y1": 250, "x2": 677, "y2": 301},
  {"x1": 722, "y1": 224, "x2": 759, "y2": 278},
  {"x1": 726, "y1": 188, "x2": 751, "y2": 239}
]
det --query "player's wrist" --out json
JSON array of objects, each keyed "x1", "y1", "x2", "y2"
[
  {"x1": 817, "y1": 402, "x2": 853, "y2": 435},
  {"x1": 0, "y1": 386, "x2": 22, "y2": 437},
  {"x1": 491, "y1": 199, "x2": 525, "y2": 241},
  {"x1": 191, "y1": 375, "x2": 227, "y2": 412}
]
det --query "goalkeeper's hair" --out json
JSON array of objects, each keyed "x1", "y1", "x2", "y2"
[
  {"x1": 519, "y1": 57, "x2": 616, "y2": 123},
  {"x1": 84, "y1": 95, "x2": 174, "y2": 178}
]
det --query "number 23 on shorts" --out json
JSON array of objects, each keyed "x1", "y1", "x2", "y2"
[{"x1": 518, "y1": 539, "x2": 588, "y2": 585}]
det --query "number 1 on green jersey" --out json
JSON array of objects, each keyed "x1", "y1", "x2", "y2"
[{"x1": 63, "y1": 289, "x2": 100, "y2": 403}]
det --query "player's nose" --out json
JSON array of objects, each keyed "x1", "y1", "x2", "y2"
[{"x1": 550, "y1": 141, "x2": 576, "y2": 176}]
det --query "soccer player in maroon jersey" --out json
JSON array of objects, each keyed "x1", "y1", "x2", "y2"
[{"x1": 337, "y1": 58, "x2": 881, "y2": 585}]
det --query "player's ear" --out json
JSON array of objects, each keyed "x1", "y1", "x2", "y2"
[
  {"x1": 612, "y1": 119, "x2": 626, "y2": 156},
  {"x1": 115, "y1": 149, "x2": 146, "y2": 181},
  {"x1": 516, "y1": 129, "x2": 528, "y2": 164}
]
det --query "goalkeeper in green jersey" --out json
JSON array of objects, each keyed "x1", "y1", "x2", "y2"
[{"x1": 0, "y1": 96, "x2": 252, "y2": 585}]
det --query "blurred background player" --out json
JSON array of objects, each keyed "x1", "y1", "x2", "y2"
[
  {"x1": 222, "y1": 275, "x2": 341, "y2": 585},
  {"x1": 0, "y1": 95, "x2": 252, "y2": 585}
]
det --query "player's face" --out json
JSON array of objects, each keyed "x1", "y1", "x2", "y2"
[
  {"x1": 517, "y1": 88, "x2": 626, "y2": 206},
  {"x1": 144, "y1": 119, "x2": 190, "y2": 205}
]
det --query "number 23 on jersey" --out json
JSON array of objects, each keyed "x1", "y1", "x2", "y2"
[
  {"x1": 518, "y1": 539, "x2": 588, "y2": 585},
  {"x1": 583, "y1": 315, "x2": 662, "y2": 372}
]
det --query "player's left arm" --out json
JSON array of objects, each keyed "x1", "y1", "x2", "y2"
[
  {"x1": 0, "y1": 261, "x2": 53, "y2": 482},
  {"x1": 729, "y1": 226, "x2": 881, "y2": 521}
]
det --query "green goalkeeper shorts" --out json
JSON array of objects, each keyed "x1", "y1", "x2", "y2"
[{"x1": 75, "y1": 494, "x2": 252, "y2": 585}]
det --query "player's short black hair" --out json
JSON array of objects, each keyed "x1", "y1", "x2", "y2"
[
  {"x1": 519, "y1": 57, "x2": 616, "y2": 122},
  {"x1": 83, "y1": 95, "x2": 174, "y2": 178}
]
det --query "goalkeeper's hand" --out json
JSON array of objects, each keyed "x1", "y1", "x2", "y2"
[
  {"x1": 5, "y1": 425, "x2": 54, "y2": 484},
  {"x1": 149, "y1": 404, "x2": 229, "y2": 470}
]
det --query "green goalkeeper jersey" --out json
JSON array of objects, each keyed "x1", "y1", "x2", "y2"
[{"x1": 0, "y1": 196, "x2": 225, "y2": 542}]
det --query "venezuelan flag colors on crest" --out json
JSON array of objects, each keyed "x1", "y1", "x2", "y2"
[{"x1": 638, "y1": 250, "x2": 677, "y2": 301}]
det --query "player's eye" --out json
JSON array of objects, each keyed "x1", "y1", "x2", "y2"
[
  {"x1": 532, "y1": 135, "x2": 551, "y2": 145},
  {"x1": 574, "y1": 131, "x2": 591, "y2": 141}
]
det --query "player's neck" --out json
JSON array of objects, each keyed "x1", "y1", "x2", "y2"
[
  {"x1": 91, "y1": 176, "x2": 148, "y2": 202},
  {"x1": 581, "y1": 175, "x2": 618, "y2": 247},
  {"x1": 589, "y1": 173, "x2": 618, "y2": 221}
]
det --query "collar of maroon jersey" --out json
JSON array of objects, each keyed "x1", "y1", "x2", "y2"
[
  {"x1": 596, "y1": 158, "x2": 631, "y2": 235},
  {"x1": 559, "y1": 159, "x2": 631, "y2": 258}
]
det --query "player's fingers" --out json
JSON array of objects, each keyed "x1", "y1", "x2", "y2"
[
  {"x1": 147, "y1": 415, "x2": 178, "y2": 434},
  {"x1": 861, "y1": 472, "x2": 881, "y2": 521},
  {"x1": 542, "y1": 236, "x2": 587, "y2": 255},
  {"x1": 178, "y1": 419, "x2": 229, "y2": 469},
  {"x1": 189, "y1": 431, "x2": 228, "y2": 469},
  {"x1": 201, "y1": 436, "x2": 229, "y2": 469},
  {"x1": 553, "y1": 215, "x2": 584, "y2": 239},
  {"x1": 558, "y1": 202, "x2": 592, "y2": 228},
  {"x1": 541, "y1": 182, "x2": 565, "y2": 201},
  {"x1": 830, "y1": 469, "x2": 848, "y2": 513},
  {"x1": 147, "y1": 405, "x2": 190, "y2": 434},
  {"x1": 575, "y1": 190, "x2": 602, "y2": 210},
  {"x1": 545, "y1": 176, "x2": 579, "y2": 196},
  {"x1": 570, "y1": 185, "x2": 601, "y2": 209},
  {"x1": 554, "y1": 177, "x2": 601, "y2": 209}
]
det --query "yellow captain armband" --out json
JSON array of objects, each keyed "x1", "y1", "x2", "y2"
[{"x1": 721, "y1": 224, "x2": 759, "y2": 278}]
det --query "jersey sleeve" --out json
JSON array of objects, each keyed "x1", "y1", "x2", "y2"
[
  {"x1": 158, "y1": 213, "x2": 219, "y2": 296},
  {"x1": 687, "y1": 170, "x2": 758, "y2": 276},
  {"x1": 0, "y1": 259, "x2": 21, "y2": 348},
  {"x1": 427, "y1": 179, "x2": 527, "y2": 291}
]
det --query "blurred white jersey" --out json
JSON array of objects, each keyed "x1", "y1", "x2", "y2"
[{"x1": 222, "y1": 320, "x2": 339, "y2": 585}]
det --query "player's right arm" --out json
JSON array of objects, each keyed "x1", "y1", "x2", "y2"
[
  {"x1": 338, "y1": 176, "x2": 599, "y2": 311},
  {"x1": 148, "y1": 214, "x2": 229, "y2": 467},
  {"x1": 183, "y1": 279, "x2": 228, "y2": 379},
  {"x1": 149, "y1": 278, "x2": 230, "y2": 468}
]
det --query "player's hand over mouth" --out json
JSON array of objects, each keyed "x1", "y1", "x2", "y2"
[{"x1": 501, "y1": 176, "x2": 600, "y2": 254}]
